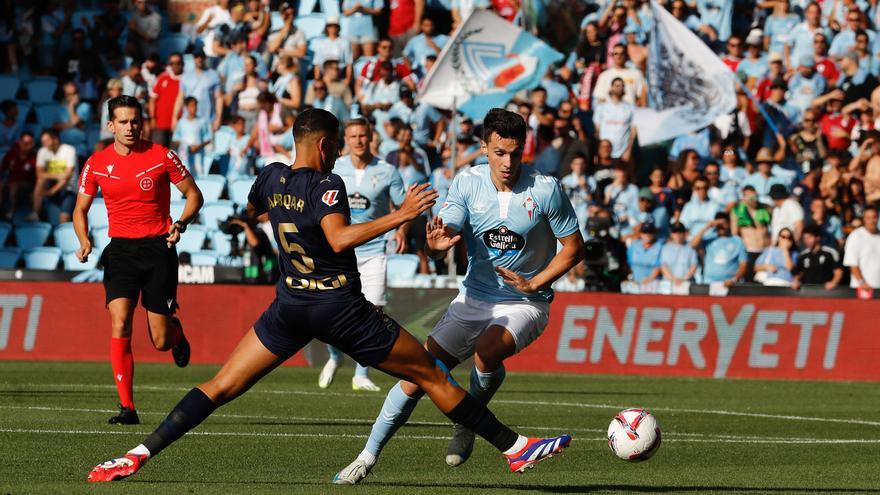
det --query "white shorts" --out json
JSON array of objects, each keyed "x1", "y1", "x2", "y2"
[
  {"x1": 358, "y1": 254, "x2": 387, "y2": 306},
  {"x1": 429, "y1": 293, "x2": 550, "y2": 362}
]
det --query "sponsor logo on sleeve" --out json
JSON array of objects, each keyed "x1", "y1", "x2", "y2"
[{"x1": 322, "y1": 190, "x2": 340, "y2": 207}]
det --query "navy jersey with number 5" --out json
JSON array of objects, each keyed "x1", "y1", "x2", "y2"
[{"x1": 248, "y1": 163, "x2": 361, "y2": 304}]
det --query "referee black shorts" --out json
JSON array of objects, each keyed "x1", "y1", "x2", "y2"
[
  {"x1": 103, "y1": 236, "x2": 179, "y2": 315},
  {"x1": 254, "y1": 295, "x2": 401, "y2": 367}
]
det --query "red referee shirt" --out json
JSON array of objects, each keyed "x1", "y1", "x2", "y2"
[{"x1": 79, "y1": 141, "x2": 190, "y2": 239}]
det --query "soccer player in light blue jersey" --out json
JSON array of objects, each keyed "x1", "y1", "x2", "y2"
[
  {"x1": 334, "y1": 108, "x2": 585, "y2": 484},
  {"x1": 317, "y1": 118, "x2": 407, "y2": 392}
]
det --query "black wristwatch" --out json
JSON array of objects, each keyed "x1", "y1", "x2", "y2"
[{"x1": 174, "y1": 221, "x2": 187, "y2": 233}]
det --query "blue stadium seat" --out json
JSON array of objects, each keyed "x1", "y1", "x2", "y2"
[
  {"x1": 26, "y1": 78, "x2": 58, "y2": 104},
  {"x1": 60, "y1": 127, "x2": 88, "y2": 157},
  {"x1": 71, "y1": 9, "x2": 102, "y2": 31},
  {"x1": 0, "y1": 247, "x2": 22, "y2": 268},
  {"x1": 53, "y1": 223, "x2": 80, "y2": 253},
  {"x1": 15, "y1": 100, "x2": 32, "y2": 125},
  {"x1": 189, "y1": 250, "x2": 218, "y2": 266},
  {"x1": 88, "y1": 198, "x2": 109, "y2": 229},
  {"x1": 229, "y1": 177, "x2": 255, "y2": 207},
  {"x1": 159, "y1": 33, "x2": 191, "y2": 61},
  {"x1": 0, "y1": 75, "x2": 20, "y2": 100},
  {"x1": 197, "y1": 174, "x2": 226, "y2": 202},
  {"x1": 295, "y1": 14, "x2": 327, "y2": 40},
  {"x1": 201, "y1": 200, "x2": 235, "y2": 231},
  {"x1": 211, "y1": 230, "x2": 242, "y2": 257},
  {"x1": 177, "y1": 224, "x2": 208, "y2": 254},
  {"x1": 34, "y1": 103, "x2": 63, "y2": 129},
  {"x1": 92, "y1": 226, "x2": 111, "y2": 251},
  {"x1": 0, "y1": 221, "x2": 9, "y2": 247},
  {"x1": 170, "y1": 200, "x2": 186, "y2": 222},
  {"x1": 86, "y1": 124, "x2": 102, "y2": 151},
  {"x1": 63, "y1": 249, "x2": 100, "y2": 271},
  {"x1": 387, "y1": 254, "x2": 420, "y2": 285},
  {"x1": 15, "y1": 222, "x2": 52, "y2": 250},
  {"x1": 24, "y1": 247, "x2": 62, "y2": 270}
]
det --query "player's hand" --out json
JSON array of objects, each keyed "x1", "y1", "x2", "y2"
[
  {"x1": 399, "y1": 183, "x2": 438, "y2": 221},
  {"x1": 495, "y1": 266, "x2": 537, "y2": 294},
  {"x1": 76, "y1": 242, "x2": 92, "y2": 263},
  {"x1": 824, "y1": 281, "x2": 838, "y2": 290},
  {"x1": 425, "y1": 216, "x2": 461, "y2": 253},
  {"x1": 394, "y1": 228, "x2": 407, "y2": 254},
  {"x1": 166, "y1": 222, "x2": 184, "y2": 247}
]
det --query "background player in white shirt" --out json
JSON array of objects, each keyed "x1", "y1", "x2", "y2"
[
  {"x1": 318, "y1": 118, "x2": 407, "y2": 391},
  {"x1": 334, "y1": 108, "x2": 585, "y2": 484}
]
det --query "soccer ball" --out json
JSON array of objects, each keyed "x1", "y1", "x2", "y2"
[{"x1": 607, "y1": 408, "x2": 661, "y2": 461}]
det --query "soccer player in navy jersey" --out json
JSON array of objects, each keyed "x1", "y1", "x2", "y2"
[{"x1": 87, "y1": 108, "x2": 571, "y2": 483}]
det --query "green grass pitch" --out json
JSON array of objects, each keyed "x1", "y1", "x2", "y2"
[{"x1": 1, "y1": 360, "x2": 879, "y2": 494}]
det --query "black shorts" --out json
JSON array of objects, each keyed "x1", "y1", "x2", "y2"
[
  {"x1": 254, "y1": 295, "x2": 401, "y2": 367},
  {"x1": 103, "y1": 236, "x2": 179, "y2": 315}
]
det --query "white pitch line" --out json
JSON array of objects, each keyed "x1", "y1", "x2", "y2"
[
  {"x1": 1, "y1": 428, "x2": 879, "y2": 445},
  {"x1": 0, "y1": 405, "x2": 872, "y2": 444},
  {"x1": 3, "y1": 382, "x2": 880, "y2": 428}
]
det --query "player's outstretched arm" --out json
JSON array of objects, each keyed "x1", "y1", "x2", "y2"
[
  {"x1": 425, "y1": 216, "x2": 462, "y2": 260},
  {"x1": 321, "y1": 183, "x2": 438, "y2": 253},
  {"x1": 496, "y1": 232, "x2": 585, "y2": 293},
  {"x1": 72, "y1": 192, "x2": 94, "y2": 262}
]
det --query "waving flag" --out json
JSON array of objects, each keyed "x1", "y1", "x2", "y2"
[
  {"x1": 418, "y1": 10, "x2": 563, "y2": 120},
  {"x1": 634, "y1": 1, "x2": 737, "y2": 145}
]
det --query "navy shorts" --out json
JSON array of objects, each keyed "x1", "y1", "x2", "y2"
[{"x1": 254, "y1": 295, "x2": 401, "y2": 367}]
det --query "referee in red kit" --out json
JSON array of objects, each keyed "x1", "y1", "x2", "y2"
[{"x1": 73, "y1": 95, "x2": 204, "y2": 425}]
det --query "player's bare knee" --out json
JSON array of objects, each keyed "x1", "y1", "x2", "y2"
[{"x1": 399, "y1": 380, "x2": 425, "y2": 398}]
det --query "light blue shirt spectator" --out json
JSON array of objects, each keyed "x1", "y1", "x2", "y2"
[
  {"x1": 680, "y1": 197, "x2": 720, "y2": 242},
  {"x1": 312, "y1": 36, "x2": 353, "y2": 68},
  {"x1": 661, "y1": 241, "x2": 699, "y2": 280},
  {"x1": 312, "y1": 94, "x2": 349, "y2": 123},
  {"x1": 787, "y1": 70, "x2": 826, "y2": 113},
  {"x1": 830, "y1": 29, "x2": 875, "y2": 58},
  {"x1": 742, "y1": 171, "x2": 788, "y2": 204},
  {"x1": 634, "y1": 207, "x2": 670, "y2": 240},
  {"x1": 697, "y1": 0, "x2": 733, "y2": 42},
  {"x1": 403, "y1": 33, "x2": 449, "y2": 70},
  {"x1": 755, "y1": 246, "x2": 797, "y2": 282},
  {"x1": 605, "y1": 182, "x2": 639, "y2": 232},
  {"x1": 737, "y1": 56, "x2": 769, "y2": 80},
  {"x1": 181, "y1": 68, "x2": 222, "y2": 122},
  {"x1": 408, "y1": 103, "x2": 443, "y2": 147},
  {"x1": 628, "y1": 239, "x2": 664, "y2": 282},
  {"x1": 764, "y1": 13, "x2": 800, "y2": 56},
  {"x1": 541, "y1": 78, "x2": 570, "y2": 108},
  {"x1": 341, "y1": 0, "x2": 380, "y2": 41},
  {"x1": 787, "y1": 24, "x2": 832, "y2": 63},
  {"x1": 593, "y1": 100, "x2": 634, "y2": 159},
  {"x1": 668, "y1": 128, "x2": 711, "y2": 160},
  {"x1": 703, "y1": 235, "x2": 748, "y2": 283},
  {"x1": 172, "y1": 114, "x2": 213, "y2": 177}
]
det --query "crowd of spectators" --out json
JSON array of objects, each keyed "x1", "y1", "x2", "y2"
[{"x1": 1, "y1": 0, "x2": 880, "y2": 293}]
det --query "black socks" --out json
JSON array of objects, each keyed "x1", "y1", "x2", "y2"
[
  {"x1": 444, "y1": 393, "x2": 518, "y2": 452},
  {"x1": 143, "y1": 388, "x2": 216, "y2": 456}
]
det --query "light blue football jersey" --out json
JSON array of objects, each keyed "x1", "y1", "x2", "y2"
[
  {"x1": 439, "y1": 164, "x2": 580, "y2": 303},
  {"x1": 334, "y1": 155, "x2": 407, "y2": 256}
]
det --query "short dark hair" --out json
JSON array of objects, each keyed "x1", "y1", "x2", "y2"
[
  {"x1": 482, "y1": 108, "x2": 527, "y2": 144},
  {"x1": 41, "y1": 128, "x2": 60, "y2": 139},
  {"x1": 865, "y1": 204, "x2": 879, "y2": 216},
  {"x1": 108, "y1": 95, "x2": 143, "y2": 121},
  {"x1": 293, "y1": 108, "x2": 339, "y2": 143},
  {"x1": 183, "y1": 96, "x2": 198, "y2": 106}
]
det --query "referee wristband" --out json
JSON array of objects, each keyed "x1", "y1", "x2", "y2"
[{"x1": 174, "y1": 221, "x2": 187, "y2": 233}]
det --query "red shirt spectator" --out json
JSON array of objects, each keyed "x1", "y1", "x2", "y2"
[
  {"x1": 79, "y1": 141, "x2": 190, "y2": 238},
  {"x1": 389, "y1": 0, "x2": 419, "y2": 38},
  {"x1": 148, "y1": 55, "x2": 184, "y2": 147},
  {"x1": 815, "y1": 57, "x2": 840, "y2": 86},
  {"x1": 1, "y1": 138, "x2": 37, "y2": 184},
  {"x1": 820, "y1": 110, "x2": 855, "y2": 151},
  {"x1": 492, "y1": 0, "x2": 519, "y2": 21}
]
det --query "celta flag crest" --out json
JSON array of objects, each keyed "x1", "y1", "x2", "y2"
[
  {"x1": 634, "y1": 0, "x2": 737, "y2": 144},
  {"x1": 419, "y1": 10, "x2": 563, "y2": 120}
]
